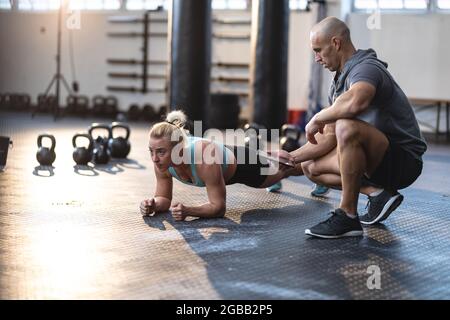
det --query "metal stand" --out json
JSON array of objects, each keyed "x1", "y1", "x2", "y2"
[{"x1": 32, "y1": 1, "x2": 72, "y2": 120}]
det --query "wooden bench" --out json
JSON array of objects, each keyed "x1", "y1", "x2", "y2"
[{"x1": 408, "y1": 97, "x2": 450, "y2": 141}]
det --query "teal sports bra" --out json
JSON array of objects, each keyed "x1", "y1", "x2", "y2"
[{"x1": 168, "y1": 136, "x2": 229, "y2": 187}]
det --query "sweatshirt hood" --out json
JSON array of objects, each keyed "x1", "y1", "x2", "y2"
[{"x1": 334, "y1": 48, "x2": 388, "y2": 91}]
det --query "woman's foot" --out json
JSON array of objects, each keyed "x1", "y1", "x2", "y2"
[
  {"x1": 266, "y1": 182, "x2": 282, "y2": 192},
  {"x1": 310, "y1": 184, "x2": 330, "y2": 198}
]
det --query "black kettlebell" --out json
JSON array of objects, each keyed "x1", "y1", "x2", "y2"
[
  {"x1": 244, "y1": 123, "x2": 266, "y2": 150},
  {"x1": 88, "y1": 123, "x2": 112, "y2": 165},
  {"x1": 280, "y1": 124, "x2": 301, "y2": 152},
  {"x1": 108, "y1": 122, "x2": 131, "y2": 158},
  {"x1": 36, "y1": 133, "x2": 56, "y2": 166},
  {"x1": 72, "y1": 133, "x2": 94, "y2": 165}
]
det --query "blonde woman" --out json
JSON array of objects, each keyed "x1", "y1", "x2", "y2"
[{"x1": 140, "y1": 110, "x2": 299, "y2": 221}]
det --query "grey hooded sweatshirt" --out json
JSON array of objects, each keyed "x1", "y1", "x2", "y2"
[{"x1": 328, "y1": 48, "x2": 427, "y2": 161}]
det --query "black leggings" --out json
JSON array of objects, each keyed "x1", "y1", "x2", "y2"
[{"x1": 226, "y1": 146, "x2": 270, "y2": 188}]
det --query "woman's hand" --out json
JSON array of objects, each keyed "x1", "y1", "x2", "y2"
[
  {"x1": 171, "y1": 202, "x2": 187, "y2": 221},
  {"x1": 140, "y1": 198, "x2": 156, "y2": 216}
]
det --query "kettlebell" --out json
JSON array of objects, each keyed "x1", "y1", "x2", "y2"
[
  {"x1": 280, "y1": 124, "x2": 301, "y2": 152},
  {"x1": 244, "y1": 123, "x2": 266, "y2": 150},
  {"x1": 36, "y1": 133, "x2": 56, "y2": 166},
  {"x1": 108, "y1": 122, "x2": 131, "y2": 158},
  {"x1": 72, "y1": 133, "x2": 94, "y2": 165},
  {"x1": 88, "y1": 123, "x2": 112, "y2": 165}
]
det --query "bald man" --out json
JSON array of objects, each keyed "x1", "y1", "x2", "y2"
[{"x1": 288, "y1": 17, "x2": 427, "y2": 238}]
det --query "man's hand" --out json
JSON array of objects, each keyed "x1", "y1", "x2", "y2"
[
  {"x1": 267, "y1": 149, "x2": 295, "y2": 166},
  {"x1": 171, "y1": 202, "x2": 187, "y2": 221},
  {"x1": 305, "y1": 115, "x2": 326, "y2": 145},
  {"x1": 140, "y1": 198, "x2": 156, "y2": 216}
]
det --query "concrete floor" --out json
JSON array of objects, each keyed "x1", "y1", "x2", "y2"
[{"x1": 1, "y1": 111, "x2": 450, "y2": 299}]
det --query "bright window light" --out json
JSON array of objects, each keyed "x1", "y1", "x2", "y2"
[
  {"x1": 354, "y1": 0, "x2": 378, "y2": 10},
  {"x1": 379, "y1": 0, "x2": 403, "y2": 9},
  {"x1": 212, "y1": 0, "x2": 247, "y2": 10},
  {"x1": 18, "y1": 0, "x2": 60, "y2": 10},
  {"x1": 354, "y1": 0, "x2": 375, "y2": 10},
  {"x1": 354, "y1": 0, "x2": 428, "y2": 10},
  {"x1": 18, "y1": 0, "x2": 32, "y2": 10},
  {"x1": 438, "y1": 0, "x2": 450, "y2": 9},
  {"x1": 17, "y1": 0, "x2": 120, "y2": 11},
  {"x1": 145, "y1": 0, "x2": 167, "y2": 10},
  {"x1": 227, "y1": 0, "x2": 247, "y2": 10},
  {"x1": 68, "y1": 0, "x2": 84, "y2": 10},
  {"x1": 212, "y1": 0, "x2": 227, "y2": 10},
  {"x1": 404, "y1": 0, "x2": 428, "y2": 9},
  {"x1": 85, "y1": 0, "x2": 103, "y2": 10},
  {"x1": 48, "y1": 0, "x2": 60, "y2": 9},
  {"x1": 0, "y1": 0, "x2": 11, "y2": 9},
  {"x1": 126, "y1": 0, "x2": 167, "y2": 10},
  {"x1": 126, "y1": 0, "x2": 144, "y2": 10},
  {"x1": 290, "y1": 0, "x2": 308, "y2": 10},
  {"x1": 104, "y1": 0, "x2": 121, "y2": 10}
]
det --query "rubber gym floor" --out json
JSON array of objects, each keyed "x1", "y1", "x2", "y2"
[{"x1": 1, "y1": 111, "x2": 450, "y2": 300}]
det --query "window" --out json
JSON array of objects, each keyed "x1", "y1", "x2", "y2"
[
  {"x1": 18, "y1": 0, "x2": 60, "y2": 10},
  {"x1": 68, "y1": 0, "x2": 121, "y2": 10},
  {"x1": 404, "y1": 0, "x2": 428, "y2": 8},
  {"x1": 290, "y1": 0, "x2": 309, "y2": 10},
  {"x1": 354, "y1": 0, "x2": 428, "y2": 10},
  {"x1": 16, "y1": 0, "x2": 121, "y2": 11},
  {"x1": 126, "y1": 0, "x2": 168, "y2": 10},
  {"x1": 437, "y1": 0, "x2": 450, "y2": 9},
  {"x1": 0, "y1": 0, "x2": 12, "y2": 9},
  {"x1": 212, "y1": 0, "x2": 247, "y2": 10}
]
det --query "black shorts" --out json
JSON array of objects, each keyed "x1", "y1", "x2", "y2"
[
  {"x1": 367, "y1": 140, "x2": 423, "y2": 191},
  {"x1": 226, "y1": 146, "x2": 270, "y2": 188}
]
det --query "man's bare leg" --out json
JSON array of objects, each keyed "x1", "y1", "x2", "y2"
[
  {"x1": 335, "y1": 119, "x2": 389, "y2": 216},
  {"x1": 263, "y1": 119, "x2": 387, "y2": 196},
  {"x1": 301, "y1": 147, "x2": 384, "y2": 196}
]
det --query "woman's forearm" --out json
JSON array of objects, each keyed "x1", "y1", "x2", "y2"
[
  {"x1": 154, "y1": 196, "x2": 171, "y2": 212},
  {"x1": 184, "y1": 203, "x2": 225, "y2": 219}
]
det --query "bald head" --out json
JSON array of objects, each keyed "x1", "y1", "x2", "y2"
[
  {"x1": 309, "y1": 17, "x2": 356, "y2": 72},
  {"x1": 311, "y1": 16, "x2": 351, "y2": 44}
]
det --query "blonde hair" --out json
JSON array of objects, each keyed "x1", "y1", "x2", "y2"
[{"x1": 149, "y1": 109, "x2": 189, "y2": 146}]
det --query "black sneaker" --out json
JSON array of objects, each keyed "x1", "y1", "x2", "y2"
[
  {"x1": 305, "y1": 209, "x2": 363, "y2": 239},
  {"x1": 360, "y1": 190, "x2": 404, "y2": 225}
]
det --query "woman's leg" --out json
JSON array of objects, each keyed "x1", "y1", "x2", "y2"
[{"x1": 258, "y1": 162, "x2": 305, "y2": 188}]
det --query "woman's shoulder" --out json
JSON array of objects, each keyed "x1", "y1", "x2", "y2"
[
  {"x1": 190, "y1": 137, "x2": 217, "y2": 150},
  {"x1": 154, "y1": 165, "x2": 172, "y2": 179}
]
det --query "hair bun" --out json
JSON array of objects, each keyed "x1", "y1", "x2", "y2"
[{"x1": 166, "y1": 110, "x2": 187, "y2": 128}]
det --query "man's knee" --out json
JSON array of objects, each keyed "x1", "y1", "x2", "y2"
[
  {"x1": 335, "y1": 119, "x2": 361, "y2": 145},
  {"x1": 301, "y1": 161, "x2": 311, "y2": 178},
  {"x1": 301, "y1": 160, "x2": 320, "y2": 178}
]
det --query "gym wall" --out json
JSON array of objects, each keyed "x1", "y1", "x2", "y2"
[
  {"x1": 348, "y1": 12, "x2": 450, "y2": 132},
  {"x1": 0, "y1": 8, "x2": 316, "y2": 116},
  {"x1": 1, "y1": 5, "x2": 449, "y2": 130}
]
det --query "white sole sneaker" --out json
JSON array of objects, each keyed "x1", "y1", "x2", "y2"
[
  {"x1": 360, "y1": 194, "x2": 404, "y2": 225},
  {"x1": 305, "y1": 229, "x2": 364, "y2": 239}
]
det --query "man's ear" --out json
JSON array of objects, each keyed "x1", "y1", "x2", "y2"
[{"x1": 332, "y1": 36, "x2": 341, "y2": 51}]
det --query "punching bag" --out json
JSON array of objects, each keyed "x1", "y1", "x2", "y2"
[
  {"x1": 168, "y1": 0, "x2": 212, "y2": 131},
  {"x1": 250, "y1": 0, "x2": 289, "y2": 131}
]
